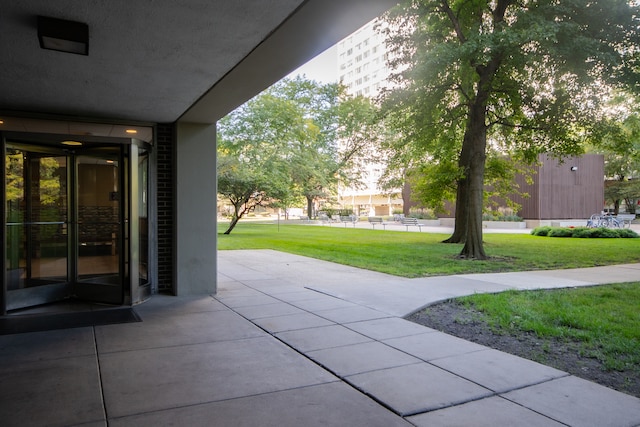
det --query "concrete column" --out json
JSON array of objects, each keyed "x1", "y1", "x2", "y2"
[{"x1": 175, "y1": 122, "x2": 217, "y2": 295}]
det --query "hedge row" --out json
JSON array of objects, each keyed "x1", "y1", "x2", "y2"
[{"x1": 531, "y1": 226, "x2": 639, "y2": 238}]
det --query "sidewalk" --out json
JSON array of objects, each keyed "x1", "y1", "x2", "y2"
[
  {"x1": 1, "y1": 251, "x2": 639, "y2": 426},
  {"x1": 295, "y1": 217, "x2": 640, "y2": 235},
  {"x1": 216, "y1": 250, "x2": 640, "y2": 426}
]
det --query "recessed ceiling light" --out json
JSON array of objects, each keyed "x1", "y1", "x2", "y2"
[
  {"x1": 61, "y1": 140, "x2": 83, "y2": 146},
  {"x1": 125, "y1": 129, "x2": 138, "y2": 134}
]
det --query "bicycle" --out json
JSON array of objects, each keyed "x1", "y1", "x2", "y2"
[{"x1": 587, "y1": 213, "x2": 620, "y2": 228}]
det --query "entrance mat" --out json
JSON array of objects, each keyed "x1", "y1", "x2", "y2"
[{"x1": 0, "y1": 308, "x2": 141, "y2": 335}]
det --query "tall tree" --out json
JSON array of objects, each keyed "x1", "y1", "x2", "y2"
[
  {"x1": 217, "y1": 77, "x2": 377, "y2": 232},
  {"x1": 381, "y1": 0, "x2": 640, "y2": 259},
  {"x1": 217, "y1": 79, "x2": 311, "y2": 234},
  {"x1": 217, "y1": 154, "x2": 272, "y2": 234},
  {"x1": 595, "y1": 97, "x2": 640, "y2": 213}
]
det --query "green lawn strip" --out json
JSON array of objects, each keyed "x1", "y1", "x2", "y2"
[
  {"x1": 217, "y1": 222, "x2": 640, "y2": 277},
  {"x1": 457, "y1": 283, "x2": 640, "y2": 372}
]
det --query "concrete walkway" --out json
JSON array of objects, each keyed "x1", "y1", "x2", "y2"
[
  {"x1": 1, "y1": 251, "x2": 639, "y2": 426},
  {"x1": 216, "y1": 250, "x2": 640, "y2": 426}
]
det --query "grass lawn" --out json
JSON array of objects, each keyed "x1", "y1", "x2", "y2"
[
  {"x1": 456, "y1": 283, "x2": 640, "y2": 374},
  {"x1": 217, "y1": 222, "x2": 640, "y2": 277}
]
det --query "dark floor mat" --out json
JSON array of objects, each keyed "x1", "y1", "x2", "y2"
[{"x1": 0, "y1": 308, "x2": 141, "y2": 335}]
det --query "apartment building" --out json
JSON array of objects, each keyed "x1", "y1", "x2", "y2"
[{"x1": 336, "y1": 18, "x2": 403, "y2": 217}]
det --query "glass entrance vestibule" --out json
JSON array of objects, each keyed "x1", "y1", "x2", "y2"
[{"x1": 2, "y1": 129, "x2": 153, "y2": 314}]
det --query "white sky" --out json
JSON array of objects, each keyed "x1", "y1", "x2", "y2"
[{"x1": 286, "y1": 45, "x2": 338, "y2": 83}]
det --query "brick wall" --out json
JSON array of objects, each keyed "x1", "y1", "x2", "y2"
[{"x1": 156, "y1": 123, "x2": 175, "y2": 293}]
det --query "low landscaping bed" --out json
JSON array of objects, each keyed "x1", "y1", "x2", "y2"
[
  {"x1": 531, "y1": 226, "x2": 639, "y2": 238},
  {"x1": 409, "y1": 282, "x2": 640, "y2": 398}
]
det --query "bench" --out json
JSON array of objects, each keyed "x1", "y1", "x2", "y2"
[
  {"x1": 616, "y1": 213, "x2": 636, "y2": 228},
  {"x1": 340, "y1": 215, "x2": 357, "y2": 227},
  {"x1": 368, "y1": 217, "x2": 387, "y2": 230},
  {"x1": 299, "y1": 215, "x2": 310, "y2": 222},
  {"x1": 401, "y1": 217, "x2": 423, "y2": 231},
  {"x1": 318, "y1": 214, "x2": 332, "y2": 225}
]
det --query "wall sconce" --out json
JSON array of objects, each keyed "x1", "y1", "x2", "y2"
[
  {"x1": 38, "y1": 16, "x2": 89, "y2": 55},
  {"x1": 570, "y1": 166, "x2": 578, "y2": 171}
]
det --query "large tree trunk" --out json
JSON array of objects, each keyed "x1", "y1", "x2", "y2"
[
  {"x1": 306, "y1": 196, "x2": 314, "y2": 219},
  {"x1": 459, "y1": 136, "x2": 487, "y2": 259},
  {"x1": 458, "y1": 90, "x2": 489, "y2": 259},
  {"x1": 402, "y1": 180, "x2": 412, "y2": 216},
  {"x1": 443, "y1": 143, "x2": 472, "y2": 243}
]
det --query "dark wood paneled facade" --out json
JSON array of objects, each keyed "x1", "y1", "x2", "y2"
[{"x1": 512, "y1": 154, "x2": 604, "y2": 219}]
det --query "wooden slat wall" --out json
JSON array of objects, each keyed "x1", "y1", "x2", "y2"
[
  {"x1": 512, "y1": 163, "x2": 540, "y2": 219},
  {"x1": 537, "y1": 154, "x2": 604, "y2": 219},
  {"x1": 422, "y1": 154, "x2": 604, "y2": 220}
]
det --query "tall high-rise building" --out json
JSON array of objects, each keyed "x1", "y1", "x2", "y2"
[
  {"x1": 336, "y1": 18, "x2": 402, "y2": 217},
  {"x1": 337, "y1": 19, "x2": 389, "y2": 99}
]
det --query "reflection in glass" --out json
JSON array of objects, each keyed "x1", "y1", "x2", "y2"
[
  {"x1": 76, "y1": 155, "x2": 120, "y2": 285},
  {"x1": 138, "y1": 148, "x2": 149, "y2": 285},
  {"x1": 5, "y1": 148, "x2": 68, "y2": 290}
]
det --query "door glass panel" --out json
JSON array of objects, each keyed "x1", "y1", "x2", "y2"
[
  {"x1": 5, "y1": 148, "x2": 68, "y2": 291},
  {"x1": 138, "y1": 148, "x2": 149, "y2": 285},
  {"x1": 76, "y1": 154, "x2": 121, "y2": 286}
]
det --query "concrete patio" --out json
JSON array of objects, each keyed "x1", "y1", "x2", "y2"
[{"x1": 1, "y1": 250, "x2": 640, "y2": 426}]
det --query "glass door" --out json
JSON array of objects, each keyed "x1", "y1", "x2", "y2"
[
  {"x1": 72, "y1": 149, "x2": 124, "y2": 304},
  {"x1": 5, "y1": 145, "x2": 70, "y2": 310},
  {"x1": 4, "y1": 142, "x2": 126, "y2": 310}
]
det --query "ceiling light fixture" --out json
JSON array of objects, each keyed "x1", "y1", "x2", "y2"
[
  {"x1": 125, "y1": 129, "x2": 138, "y2": 134},
  {"x1": 61, "y1": 140, "x2": 83, "y2": 146},
  {"x1": 38, "y1": 16, "x2": 89, "y2": 56}
]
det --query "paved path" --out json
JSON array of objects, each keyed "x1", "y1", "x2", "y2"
[
  {"x1": 219, "y1": 249, "x2": 640, "y2": 317},
  {"x1": 217, "y1": 250, "x2": 640, "y2": 426},
  {"x1": 1, "y1": 250, "x2": 639, "y2": 426}
]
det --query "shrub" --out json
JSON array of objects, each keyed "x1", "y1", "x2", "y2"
[
  {"x1": 616, "y1": 228, "x2": 640, "y2": 238},
  {"x1": 571, "y1": 227, "x2": 597, "y2": 238},
  {"x1": 532, "y1": 226, "x2": 639, "y2": 238},
  {"x1": 483, "y1": 212, "x2": 523, "y2": 222},
  {"x1": 585, "y1": 228, "x2": 623, "y2": 238},
  {"x1": 531, "y1": 226, "x2": 553, "y2": 236},
  {"x1": 409, "y1": 207, "x2": 438, "y2": 219},
  {"x1": 321, "y1": 208, "x2": 353, "y2": 217},
  {"x1": 548, "y1": 228, "x2": 573, "y2": 237}
]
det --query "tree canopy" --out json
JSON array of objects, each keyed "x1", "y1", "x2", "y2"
[
  {"x1": 593, "y1": 95, "x2": 640, "y2": 213},
  {"x1": 381, "y1": 0, "x2": 640, "y2": 258},
  {"x1": 217, "y1": 77, "x2": 378, "y2": 233}
]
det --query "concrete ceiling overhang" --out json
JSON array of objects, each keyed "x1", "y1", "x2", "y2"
[{"x1": 0, "y1": 0, "x2": 397, "y2": 126}]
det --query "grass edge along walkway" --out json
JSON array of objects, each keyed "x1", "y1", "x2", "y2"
[
  {"x1": 217, "y1": 222, "x2": 640, "y2": 277},
  {"x1": 455, "y1": 283, "x2": 640, "y2": 374}
]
